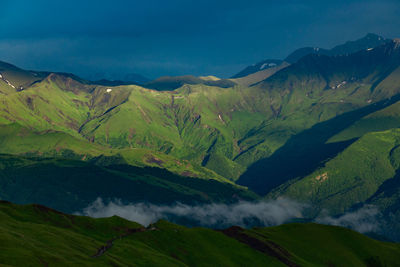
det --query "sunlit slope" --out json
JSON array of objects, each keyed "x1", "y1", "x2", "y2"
[
  {"x1": 238, "y1": 40, "x2": 400, "y2": 190},
  {"x1": 1, "y1": 41, "x2": 400, "y2": 184},
  {"x1": 82, "y1": 41, "x2": 400, "y2": 181},
  {"x1": 0, "y1": 123, "x2": 228, "y2": 182},
  {"x1": 0, "y1": 201, "x2": 399, "y2": 266},
  {"x1": 269, "y1": 129, "x2": 400, "y2": 214}
]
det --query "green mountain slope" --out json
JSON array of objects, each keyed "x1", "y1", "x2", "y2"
[
  {"x1": 2, "y1": 38, "x2": 400, "y2": 231},
  {"x1": 1, "y1": 201, "x2": 399, "y2": 266},
  {"x1": 0, "y1": 154, "x2": 256, "y2": 214},
  {"x1": 238, "y1": 39, "x2": 400, "y2": 193},
  {"x1": 1, "y1": 40, "x2": 400, "y2": 187},
  {"x1": 269, "y1": 128, "x2": 400, "y2": 214}
]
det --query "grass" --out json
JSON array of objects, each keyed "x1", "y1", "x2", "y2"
[
  {"x1": 0, "y1": 201, "x2": 399, "y2": 266},
  {"x1": 271, "y1": 128, "x2": 400, "y2": 215},
  {"x1": 1, "y1": 42, "x2": 400, "y2": 222},
  {"x1": 246, "y1": 223, "x2": 400, "y2": 266},
  {"x1": 0, "y1": 154, "x2": 257, "y2": 214}
]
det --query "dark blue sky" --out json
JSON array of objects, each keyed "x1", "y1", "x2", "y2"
[{"x1": 1, "y1": 0, "x2": 400, "y2": 79}]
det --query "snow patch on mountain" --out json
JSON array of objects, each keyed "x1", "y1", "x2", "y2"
[
  {"x1": 260, "y1": 62, "x2": 277, "y2": 70},
  {"x1": 0, "y1": 73, "x2": 16, "y2": 89}
]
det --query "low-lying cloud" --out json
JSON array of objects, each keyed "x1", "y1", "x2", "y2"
[
  {"x1": 81, "y1": 198, "x2": 306, "y2": 227},
  {"x1": 316, "y1": 205, "x2": 382, "y2": 233},
  {"x1": 80, "y1": 198, "x2": 384, "y2": 236}
]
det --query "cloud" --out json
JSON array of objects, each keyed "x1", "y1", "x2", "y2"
[
  {"x1": 316, "y1": 205, "x2": 382, "y2": 233},
  {"x1": 80, "y1": 198, "x2": 387, "y2": 238},
  {"x1": 80, "y1": 198, "x2": 307, "y2": 227}
]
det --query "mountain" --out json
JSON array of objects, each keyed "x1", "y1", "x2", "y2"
[
  {"x1": 85, "y1": 72, "x2": 150, "y2": 85},
  {"x1": 238, "y1": 39, "x2": 400, "y2": 194},
  {"x1": 231, "y1": 59, "x2": 284, "y2": 78},
  {"x1": 1, "y1": 201, "x2": 399, "y2": 266},
  {"x1": 2, "y1": 37, "x2": 400, "y2": 242},
  {"x1": 143, "y1": 75, "x2": 236, "y2": 90},
  {"x1": 0, "y1": 61, "x2": 46, "y2": 94},
  {"x1": 284, "y1": 47, "x2": 329, "y2": 64},
  {"x1": 0, "y1": 154, "x2": 255, "y2": 213},
  {"x1": 285, "y1": 33, "x2": 391, "y2": 63},
  {"x1": 230, "y1": 62, "x2": 290, "y2": 87},
  {"x1": 232, "y1": 33, "x2": 390, "y2": 81}
]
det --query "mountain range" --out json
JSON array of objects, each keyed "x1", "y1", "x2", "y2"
[
  {"x1": 232, "y1": 33, "x2": 391, "y2": 79},
  {"x1": 2, "y1": 33, "x2": 400, "y2": 264}
]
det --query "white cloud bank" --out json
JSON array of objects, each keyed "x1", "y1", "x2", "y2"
[
  {"x1": 81, "y1": 198, "x2": 306, "y2": 227},
  {"x1": 80, "y1": 198, "x2": 383, "y2": 235},
  {"x1": 316, "y1": 205, "x2": 382, "y2": 233}
]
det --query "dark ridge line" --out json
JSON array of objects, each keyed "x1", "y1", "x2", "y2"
[{"x1": 218, "y1": 226, "x2": 299, "y2": 267}]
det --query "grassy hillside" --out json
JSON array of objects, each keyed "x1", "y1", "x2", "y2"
[
  {"x1": 0, "y1": 154, "x2": 256, "y2": 213},
  {"x1": 0, "y1": 123, "x2": 229, "y2": 182},
  {"x1": 0, "y1": 201, "x2": 399, "y2": 266},
  {"x1": 2, "y1": 41, "x2": 400, "y2": 185},
  {"x1": 238, "y1": 40, "x2": 400, "y2": 192},
  {"x1": 269, "y1": 129, "x2": 400, "y2": 214},
  {"x1": 1, "y1": 40, "x2": 400, "y2": 227}
]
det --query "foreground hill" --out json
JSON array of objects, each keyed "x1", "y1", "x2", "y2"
[{"x1": 0, "y1": 201, "x2": 399, "y2": 266}]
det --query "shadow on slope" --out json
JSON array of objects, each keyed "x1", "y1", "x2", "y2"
[
  {"x1": 0, "y1": 155, "x2": 256, "y2": 214},
  {"x1": 238, "y1": 94, "x2": 400, "y2": 195}
]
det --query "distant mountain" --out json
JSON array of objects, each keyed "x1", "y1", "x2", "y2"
[
  {"x1": 231, "y1": 59, "x2": 284, "y2": 78},
  {"x1": 285, "y1": 33, "x2": 391, "y2": 63},
  {"x1": 232, "y1": 33, "x2": 391, "y2": 80},
  {"x1": 284, "y1": 47, "x2": 329, "y2": 64},
  {"x1": 231, "y1": 62, "x2": 290, "y2": 87},
  {"x1": 86, "y1": 72, "x2": 150, "y2": 85},
  {"x1": 144, "y1": 75, "x2": 236, "y2": 91},
  {"x1": 0, "y1": 61, "x2": 46, "y2": 93}
]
